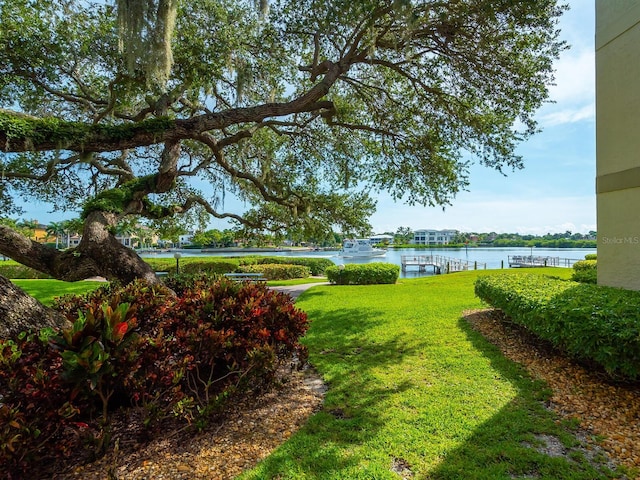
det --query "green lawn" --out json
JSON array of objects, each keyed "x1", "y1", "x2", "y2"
[
  {"x1": 13, "y1": 279, "x2": 104, "y2": 305},
  {"x1": 240, "y1": 268, "x2": 625, "y2": 480}
]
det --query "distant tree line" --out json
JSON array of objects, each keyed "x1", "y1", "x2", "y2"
[
  {"x1": 380, "y1": 228, "x2": 597, "y2": 248},
  {"x1": 1, "y1": 217, "x2": 598, "y2": 250}
]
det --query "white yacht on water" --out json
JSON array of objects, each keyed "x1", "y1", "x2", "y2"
[{"x1": 340, "y1": 239, "x2": 387, "y2": 257}]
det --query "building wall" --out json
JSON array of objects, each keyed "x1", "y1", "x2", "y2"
[
  {"x1": 179, "y1": 233, "x2": 194, "y2": 246},
  {"x1": 33, "y1": 226, "x2": 54, "y2": 243},
  {"x1": 596, "y1": 1, "x2": 640, "y2": 289}
]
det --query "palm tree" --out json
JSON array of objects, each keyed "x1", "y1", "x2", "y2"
[
  {"x1": 130, "y1": 224, "x2": 154, "y2": 249},
  {"x1": 17, "y1": 219, "x2": 39, "y2": 239},
  {"x1": 46, "y1": 221, "x2": 66, "y2": 249}
]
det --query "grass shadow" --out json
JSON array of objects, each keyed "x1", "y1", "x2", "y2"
[
  {"x1": 242, "y1": 275, "x2": 628, "y2": 479},
  {"x1": 240, "y1": 301, "x2": 421, "y2": 478},
  {"x1": 421, "y1": 313, "x2": 625, "y2": 480}
]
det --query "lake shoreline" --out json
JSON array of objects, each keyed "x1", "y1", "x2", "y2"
[{"x1": 140, "y1": 246, "x2": 597, "y2": 279}]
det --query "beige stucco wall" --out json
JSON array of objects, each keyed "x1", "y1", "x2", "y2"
[{"x1": 596, "y1": 1, "x2": 640, "y2": 289}]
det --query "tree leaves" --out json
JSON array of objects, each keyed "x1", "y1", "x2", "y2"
[{"x1": 0, "y1": 0, "x2": 566, "y2": 238}]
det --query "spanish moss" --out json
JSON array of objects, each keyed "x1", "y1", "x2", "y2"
[
  {"x1": 116, "y1": 0, "x2": 178, "y2": 89},
  {"x1": 254, "y1": 0, "x2": 269, "y2": 17}
]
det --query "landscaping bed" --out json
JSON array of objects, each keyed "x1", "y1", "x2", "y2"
[
  {"x1": 59, "y1": 366, "x2": 325, "y2": 479},
  {"x1": 60, "y1": 305, "x2": 640, "y2": 479},
  {"x1": 0, "y1": 277, "x2": 310, "y2": 478},
  {"x1": 475, "y1": 273, "x2": 640, "y2": 380}
]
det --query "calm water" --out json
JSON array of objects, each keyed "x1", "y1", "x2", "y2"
[{"x1": 142, "y1": 247, "x2": 596, "y2": 279}]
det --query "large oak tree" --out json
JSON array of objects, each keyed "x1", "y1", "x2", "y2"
[{"x1": 0, "y1": 0, "x2": 565, "y2": 288}]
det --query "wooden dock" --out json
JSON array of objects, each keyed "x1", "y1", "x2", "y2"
[
  {"x1": 401, "y1": 255, "x2": 487, "y2": 274},
  {"x1": 507, "y1": 256, "x2": 579, "y2": 268}
]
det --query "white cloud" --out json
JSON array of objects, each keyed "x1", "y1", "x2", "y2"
[
  {"x1": 536, "y1": 48, "x2": 595, "y2": 127},
  {"x1": 539, "y1": 1, "x2": 596, "y2": 127},
  {"x1": 548, "y1": 48, "x2": 594, "y2": 105},
  {"x1": 539, "y1": 103, "x2": 595, "y2": 126}
]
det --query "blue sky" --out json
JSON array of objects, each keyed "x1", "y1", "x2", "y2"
[
  {"x1": 19, "y1": 1, "x2": 595, "y2": 236},
  {"x1": 370, "y1": 1, "x2": 596, "y2": 235}
]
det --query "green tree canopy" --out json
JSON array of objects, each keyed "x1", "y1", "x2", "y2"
[
  {"x1": 395, "y1": 226, "x2": 414, "y2": 244},
  {"x1": 0, "y1": 0, "x2": 566, "y2": 285}
]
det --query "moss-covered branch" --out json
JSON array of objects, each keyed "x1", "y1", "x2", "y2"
[
  {"x1": 81, "y1": 175, "x2": 160, "y2": 218},
  {"x1": 0, "y1": 111, "x2": 174, "y2": 152},
  {"x1": 0, "y1": 93, "x2": 337, "y2": 153}
]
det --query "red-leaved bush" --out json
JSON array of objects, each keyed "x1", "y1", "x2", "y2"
[{"x1": 0, "y1": 276, "x2": 308, "y2": 477}]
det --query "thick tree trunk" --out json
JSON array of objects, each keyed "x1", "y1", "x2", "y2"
[
  {"x1": 0, "y1": 212, "x2": 160, "y2": 336},
  {"x1": 78, "y1": 211, "x2": 159, "y2": 285},
  {"x1": 0, "y1": 212, "x2": 159, "y2": 285},
  {"x1": 0, "y1": 212, "x2": 164, "y2": 337},
  {"x1": 0, "y1": 275, "x2": 70, "y2": 338}
]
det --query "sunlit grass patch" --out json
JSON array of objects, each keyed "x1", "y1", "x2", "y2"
[
  {"x1": 13, "y1": 279, "x2": 103, "y2": 305},
  {"x1": 240, "y1": 268, "x2": 622, "y2": 480}
]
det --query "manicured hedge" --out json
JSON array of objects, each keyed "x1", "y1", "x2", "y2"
[
  {"x1": 0, "y1": 255, "x2": 330, "y2": 279},
  {"x1": 180, "y1": 260, "x2": 239, "y2": 275},
  {"x1": 238, "y1": 263, "x2": 310, "y2": 280},
  {"x1": 144, "y1": 257, "x2": 238, "y2": 274},
  {"x1": 571, "y1": 259, "x2": 597, "y2": 284},
  {"x1": 239, "y1": 256, "x2": 334, "y2": 276},
  {"x1": 326, "y1": 263, "x2": 399, "y2": 285},
  {"x1": 475, "y1": 273, "x2": 640, "y2": 380}
]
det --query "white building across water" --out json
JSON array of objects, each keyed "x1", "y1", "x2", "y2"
[
  {"x1": 413, "y1": 229, "x2": 458, "y2": 245},
  {"x1": 369, "y1": 234, "x2": 394, "y2": 245}
]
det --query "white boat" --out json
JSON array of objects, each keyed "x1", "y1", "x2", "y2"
[{"x1": 340, "y1": 239, "x2": 387, "y2": 257}]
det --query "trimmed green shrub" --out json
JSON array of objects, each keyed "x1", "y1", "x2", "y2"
[
  {"x1": 0, "y1": 277, "x2": 308, "y2": 477},
  {"x1": 584, "y1": 253, "x2": 597, "y2": 260},
  {"x1": 573, "y1": 259, "x2": 597, "y2": 270},
  {"x1": 238, "y1": 263, "x2": 310, "y2": 280},
  {"x1": 144, "y1": 257, "x2": 238, "y2": 274},
  {"x1": 326, "y1": 263, "x2": 399, "y2": 285},
  {"x1": 572, "y1": 259, "x2": 597, "y2": 284},
  {"x1": 239, "y1": 256, "x2": 334, "y2": 276},
  {"x1": 180, "y1": 260, "x2": 238, "y2": 275},
  {"x1": 475, "y1": 274, "x2": 640, "y2": 380}
]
